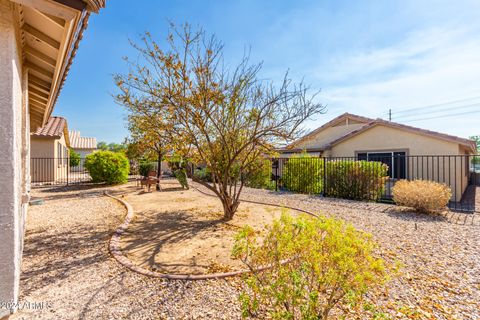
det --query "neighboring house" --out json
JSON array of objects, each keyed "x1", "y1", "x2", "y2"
[
  {"x1": 0, "y1": 0, "x2": 104, "y2": 318},
  {"x1": 69, "y1": 130, "x2": 97, "y2": 157},
  {"x1": 279, "y1": 113, "x2": 477, "y2": 201},
  {"x1": 31, "y1": 116, "x2": 70, "y2": 183}
]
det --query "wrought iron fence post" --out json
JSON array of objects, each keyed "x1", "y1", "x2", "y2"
[
  {"x1": 323, "y1": 157, "x2": 327, "y2": 197},
  {"x1": 274, "y1": 158, "x2": 278, "y2": 192},
  {"x1": 66, "y1": 157, "x2": 69, "y2": 186}
]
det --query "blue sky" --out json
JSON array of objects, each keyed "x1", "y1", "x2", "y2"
[{"x1": 55, "y1": 0, "x2": 480, "y2": 143}]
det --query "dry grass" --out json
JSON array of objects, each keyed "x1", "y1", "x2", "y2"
[{"x1": 392, "y1": 180, "x2": 452, "y2": 213}]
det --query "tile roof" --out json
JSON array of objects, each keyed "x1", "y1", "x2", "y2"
[
  {"x1": 286, "y1": 112, "x2": 477, "y2": 153},
  {"x1": 32, "y1": 117, "x2": 67, "y2": 138},
  {"x1": 69, "y1": 130, "x2": 97, "y2": 149}
]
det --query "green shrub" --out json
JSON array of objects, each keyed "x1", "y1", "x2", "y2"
[
  {"x1": 139, "y1": 161, "x2": 156, "y2": 177},
  {"x1": 84, "y1": 151, "x2": 129, "y2": 184},
  {"x1": 392, "y1": 179, "x2": 452, "y2": 213},
  {"x1": 69, "y1": 148, "x2": 81, "y2": 167},
  {"x1": 244, "y1": 159, "x2": 272, "y2": 189},
  {"x1": 194, "y1": 167, "x2": 213, "y2": 182},
  {"x1": 282, "y1": 154, "x2": 323, "y2": 194},
  {"x1": 232, "y1": 213, "x2": 388, "y2": 319},
  {"x1": 324, "y1": 160, "x2": 388, "y2": 201}
]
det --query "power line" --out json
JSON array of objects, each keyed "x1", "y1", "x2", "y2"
[
  {"x1": 390, "y1": 95, "x2": 480, "y2": 115},
  {"x1": 392, "y1": 102, "x2": 480, "y2": 120},
  {"x1": 401, "y1": 109, "x2": 480, "y2": 123}
]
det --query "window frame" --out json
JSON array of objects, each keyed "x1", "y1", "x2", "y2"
[{"x1": 357, "y1": 150, "x2": 407, "y2": 179}]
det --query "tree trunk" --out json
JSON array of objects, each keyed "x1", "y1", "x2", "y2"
[
  {"x1": 156, "y1": 151, "x2": 162, "y2": 191},
  {"x1": 221, "y1": 195, "x2": 239, "y2": 221}
]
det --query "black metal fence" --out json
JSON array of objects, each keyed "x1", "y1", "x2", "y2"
[
  {"x1": 30, "y1": 157, "x2": 141, "y2": 187},
  {"x1": 271, "y1": 155, "x2": 479, "y2": 212},
  {"x1": 31, "y1": 155, "x2": 479, "y2": 212}
]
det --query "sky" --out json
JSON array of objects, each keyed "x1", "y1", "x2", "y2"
[{"x1": 54, "y1": 0, "x2": 480, "y2": 143}]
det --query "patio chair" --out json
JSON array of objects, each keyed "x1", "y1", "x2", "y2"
[{"x1": 139, "y1": 170, "x2": 159, "y2": 192}]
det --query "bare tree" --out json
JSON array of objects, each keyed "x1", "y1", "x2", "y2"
[{"x1": 114, "y1": 24, "x2": 325, "y2": 220}]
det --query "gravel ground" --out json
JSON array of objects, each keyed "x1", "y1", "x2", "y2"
[
  {"x1": 11, "y1": 181, "x2": 480, "y2": 319},
  {"x1": 11, "y1": 185, "x2": 242, "y2": 320}
]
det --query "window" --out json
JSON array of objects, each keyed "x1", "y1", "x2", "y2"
[
  {"x1": 357, "y1": 151, "x2": 406, "y2": 179},
  {"x1": 57, "y1": 142, "x2": 62, "y2": 166}
]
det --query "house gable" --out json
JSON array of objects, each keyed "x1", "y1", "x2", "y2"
[
  {"x1": 330, "y1": 123, "x2": 467, "y2": 156},
  {"x1": 286, "y1": 113, "x2": 370, "y2": 150}
]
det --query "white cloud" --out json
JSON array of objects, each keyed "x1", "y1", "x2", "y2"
[{"x1": 309, "y1": 25, "x2": 480, "y2": 138}]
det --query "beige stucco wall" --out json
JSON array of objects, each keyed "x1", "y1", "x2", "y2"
[
  {"x1": 0, "y1": 1, "x2": 27, "y2": 317},
  {"x1": 30, "y1": 135, "x2": 69, "y2": 183},
  {"x1": 294, "y1": 122, "x2": 365, "y2": 150},
  {"x1": 330, "y1": 125, "x2": 460, "y2": 157},
  {"x1": 74, "y1": 148, "x2": 96, "y2": 158},
  {"x1": 330, "y1": 125, "x2": 470, "y2": 201}
]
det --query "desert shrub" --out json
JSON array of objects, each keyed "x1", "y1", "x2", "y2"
[
  {"x1": 69, "y1": 148, "x2": 81, "y2": 167},
  {"x1": 392, "y1": 179, "x2": 452, "y2": 213},
  {"x1": 282, "y1": 154, "x2": 323, "y2": 194},
  {"x1": 84, "y1": 151, "x2": 129, "y2": 184},
  {"x1": 244, "y1": 159, "x2": 272, "y2": 189},
  {"x1": 325, "y1": 160, "x2": 388, "y2": 201},
  {"x1": 174, "y1": 169, "x2": 189, "y2": 189},
  {"x1": 139, "y1": 161, "x2": 156, "y2": 177},
  {"x1": 233, "y1": 213, "x2": 387, "y2": 319}
]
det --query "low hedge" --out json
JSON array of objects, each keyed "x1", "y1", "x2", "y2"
[
  {"x1": 325, "y1": 160, "x2": 388, "y2": 201},
  {"x1": 282, "y1": 155, "x2": 323, "y2": 194},
  {"x1": 85, "y1": 151, "x2": 129, "y2": 184},
  {"x1": 244, "y1": 159, "x2": 272, "y2": 189},
  {"x1": 282, "y1": 156, "x2": 388, "y2": 200}
]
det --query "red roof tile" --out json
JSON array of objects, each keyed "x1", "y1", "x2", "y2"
[{"x1": 32, "y1": 117, "x2": 67, "y2": 138}]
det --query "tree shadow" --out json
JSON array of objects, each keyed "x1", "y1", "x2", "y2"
[
  {"x1": 20, "y1": 225, "x2": 114, "y2": 297},
  {"x1": 121, "y1": 209, "x2": 226, "y2": 274}
]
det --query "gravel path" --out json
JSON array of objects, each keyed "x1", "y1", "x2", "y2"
[
  {"x1": 11, "y1": 182, "x2": 480, "y2": 319},
  {"x1": 11, "y1": 185, "x2": 242, "y2": 320},
  {"x1": 192, "y1": 181, "x2": 480, "y2": 319}
]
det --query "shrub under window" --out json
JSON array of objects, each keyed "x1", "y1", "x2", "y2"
[
  {"x1": 85, "y1": 151, "x2": 129, "y2": 184},
  {"x1": 392, "y1": 179, "x2": 452, "y2": 213},
  {"x1": 325, "y1": 160, "x2": 388, "y2": 201}
]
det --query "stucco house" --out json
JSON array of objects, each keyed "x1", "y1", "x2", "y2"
[
  {"x1": 69, "y1": 130, "x2": 97, "y2": 157},
  {"x1": 0, "y1": 0, "x2": 104, "y2": 318},
  {"x1": 30, "y1": 116, "x2": 70, "y2": 183},
  {"x1": 278, "y1": 113, "x2": 477, "y2": 201}
]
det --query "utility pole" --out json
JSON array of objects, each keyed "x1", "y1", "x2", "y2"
[{"x1": 388, "y1": 109, "x2": 392, "y2": 121}]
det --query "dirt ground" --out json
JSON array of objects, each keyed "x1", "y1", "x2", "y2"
[{"x1": 117, "y1": 179, "x2": 302, "y2": 274}]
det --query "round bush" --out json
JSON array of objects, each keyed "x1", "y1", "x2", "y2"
[
  {"x1": 392, "y1": 179, "x2": 452, "y2": 213},
  {"x1": 84, "y1": 151, "x2": 129, "y2": 184}
]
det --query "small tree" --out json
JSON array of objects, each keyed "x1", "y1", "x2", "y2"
[
  {"x1": 114, "y1": 67, "x2": 179, "y2": 190},
  {"x1": 97, "y1": 141, "x2": 108, "y2": 151},
  {"x1": 69, "y1": 148, "x2": 81, "y2": 167},
  {"x1": 114, "y1": 24, "x2": 325, "y2": 220}
]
